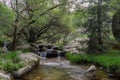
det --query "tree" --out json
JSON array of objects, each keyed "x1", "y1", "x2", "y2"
[
  {"x1": 97, "y1": 0, "x2": 103, "y2": 52},
  {"x1": 112, "y1": 10, "x2": 120, "y2": 42},
  {"x1": 73, "y1": 0, "x2": 113, "y2": 53},
  {"x1": 10, "y1": 0, "x2": 64, "y2": 49},
  {"x1": 22, "y1": 0, "x2": 74, "y2": 44}
]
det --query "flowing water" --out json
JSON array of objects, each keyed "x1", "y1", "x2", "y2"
[
  {"x1": 19, "y1": 58, "x2": 111, "y2": 80},
  {"x1": 21, "y1": 66, "x2": 71, "y2": 80}
]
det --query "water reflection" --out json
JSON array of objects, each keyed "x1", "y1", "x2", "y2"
[{"x1": 21, "y1": 66, "x2": 71, "y2": 80}]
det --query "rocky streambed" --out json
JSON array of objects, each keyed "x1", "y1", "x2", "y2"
[
  {"x1": 20, "y1": 58, "x2": 112, "y2": 80},
  {"x1": 20, "y1": 58, "x2": 87, "y2": 80}
]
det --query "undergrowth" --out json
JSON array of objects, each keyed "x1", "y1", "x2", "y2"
[
  {"x1": 0, "y1": 51, "x2": 25, "y2": 72},
  {"x1": 66, "y1": 50, "x2": 120, "y2": 74}
]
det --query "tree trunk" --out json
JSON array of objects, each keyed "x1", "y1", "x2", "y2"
[
  {"x1": 12, "y1": 18, "x2": 18, "y2": 50},
  {"x1": 11, "y1": 0, "x2": 19, "y2": 50},
  {"x1": 97, "y1": 0, "x2": 103, "y2": 52}
]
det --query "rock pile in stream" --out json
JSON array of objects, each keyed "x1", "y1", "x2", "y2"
[{"x1": 31, "y1": 43, "x2": 66, "y2": 58}]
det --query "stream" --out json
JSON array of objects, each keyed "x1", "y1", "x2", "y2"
[{"x1": 18, "y1": 58, "x2": 112, "y2": 80}]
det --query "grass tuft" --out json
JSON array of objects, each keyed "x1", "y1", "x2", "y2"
[
  {"x1": 0, "y1": 51, "x2": 25, "y2": 72},
  {"x1": 66, "y1": 50, "x2": 120, "y2": 73}
]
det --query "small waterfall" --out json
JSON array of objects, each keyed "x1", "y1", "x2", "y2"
[
  {"x1": 40, "y1": 52, "x2": 47, "y2": 59},
  {"x1": 3, "y1": 42, "x2": 7, "y2": 47},
  {"x1": 57, "y1": 51, "x2": 61, "y2": 63},
  {"x1": 2, "y1": 42, "x2": 9, "y2": 53},
  {"x1": 39, "y1": 47, "x2": 47, "y2": 59}
]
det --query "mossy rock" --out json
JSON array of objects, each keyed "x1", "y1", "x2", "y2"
[
  {"x1": 90, "y1": 70, "x2": 110, "y2": 80},
  {"x1": 0, "y1": 77, "x2": 6, "y2": 80},
  {"x1": 12, "y1": 53, "x2": 40, "y2": 77},
  {"x1": 0, "y1": 72, "x2": 13, "y2": 80}
]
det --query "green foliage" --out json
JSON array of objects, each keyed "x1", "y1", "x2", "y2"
[
  {"x1": 0, "y1": 77, "x2": 6, "y2": 80},
  {"x1": 12, "y1": 0, "x2": 75, "y2": 44},
  {"x1": 0, "y1": 51, "x2": 25, "y2": 72},
  {"x1": 109, "y1": 0, "x2": 120, "y2": 10},
  {"x1": 72, "y1": 10, "x2": 88, "y2": 28},
  {"x1": 73, "y1": 0, "x2": 120, "y2": 53},
  {"x1": 0, "y1": 0, "x2": 119, "y2": 52},
  {"x1": 22, "y1": 49, "x2": 31, "y2": 53},
  {"x1": 0, "y1": 38, "x2": 5, "y2": 46},
  {"x1": 0, "y1": 3, "x2": 15, "y2": 36},
  {"x1": 66, "y1": 50, "x2": 120, "y2": 73}
]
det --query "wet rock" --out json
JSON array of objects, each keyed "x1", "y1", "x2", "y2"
[
  {"x1": 12, "y1": 53, "x2": 40, "y2": 78},
  {"x1": 46, "y1": 50, "x2": 65, "y2": 58},
  {"x1": 1, "y1": 42, "x2": 9, "y2": 53},
  {"x1": 108, "y1": 73, "x2": 114, "y2": 78},
  {"x1": 85, "y1": 65, "x2": 96, "y2": 73},
  {"x1": 30, "y1": 43, "x2": 66, "y2": 58},
  {"x1": 1, "y1": 47, "x2": 9, "y2": 53}
]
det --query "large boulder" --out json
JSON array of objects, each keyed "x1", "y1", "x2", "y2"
[{"x1": 12, "y1": 53, "x2": 40, "y2": 78}]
